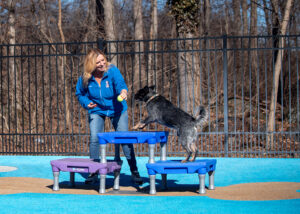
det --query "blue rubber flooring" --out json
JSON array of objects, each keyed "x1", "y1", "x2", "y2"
[{"x1": 0, "y1": 156, "x2": 300, "y2": 214}]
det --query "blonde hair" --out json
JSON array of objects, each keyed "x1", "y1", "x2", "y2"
[{"x1": 82, "y1": 48, "x2": 110, "y2": 87}]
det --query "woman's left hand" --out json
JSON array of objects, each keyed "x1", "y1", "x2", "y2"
[{"x1": 120, "y1": 89, "x2": 128, "y2": 101}]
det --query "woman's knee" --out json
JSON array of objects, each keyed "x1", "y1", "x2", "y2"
[
  {"x1": 113, "y1": 111, "x2": 128, "y2": 131},
  {"x1": 89, "y1": 114, "x2": 105, "y2": 140}
]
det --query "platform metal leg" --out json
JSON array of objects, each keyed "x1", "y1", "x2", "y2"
[
  {"x1": 149, "y1": 175, "x2": 156, "y2": 195},
  {"x1": 161, "y1": 174, "x2": 167, "y2": 190},
  {"x1": 70, "y1": 172, "x2": 75, "y2": 187},
  {"x1": 113, "y1": 170, "x2": 120, "y2": 190},
  {"x1": 53, "y1": 171, "x2": 60, "y2": 191},
  {"x1": 99, "y1": 174, "x2": 106, "y2": 194},
  {"x1": 100, "y1": 144, "x2": 107, "y2": 163},
  {"x1": 208, "y1": 171, "x2": 215, "y2": 190},
  {"x1": 148, "y1": 144, "x2": 155, "y2": 164},
  {"x1": 199, "y1": 174, "x2": 206, "y2": 194},
  {"x1": 160, "y1": 142, "x2": 167, "y2": 161}
]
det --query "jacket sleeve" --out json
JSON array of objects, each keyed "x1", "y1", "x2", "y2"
[
  {"x1": 75, "y1": 77, "x2": 91, "y2": 110},
  {"x1": 111, "y1": 65, "x2": 128, "y2": 94}
]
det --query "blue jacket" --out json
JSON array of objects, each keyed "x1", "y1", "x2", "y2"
[{"x1": 75, "y1": 64, "x2": 128, "y2": 117}]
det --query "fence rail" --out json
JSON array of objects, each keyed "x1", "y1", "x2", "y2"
[{"x1": 0, "y1": 35, "x2": 299, "y2": 158}]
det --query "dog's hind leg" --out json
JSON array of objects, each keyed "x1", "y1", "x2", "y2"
[
  {"x1": 180, "y1": 143, "x2": 191, "y2": 163},
  {"x1": 178, "y1": 132, "x2": 193, "y2": 163},
  {"x1": 190, "y1": 143, "x2": 198, "y2": 162},
  {"x1": 181, "y1": 151, "x2": 191, "y2": 163}
]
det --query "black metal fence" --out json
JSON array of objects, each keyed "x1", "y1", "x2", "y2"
[{"x1": 0, "y1": 35, "x2": 299, "y2": 157}]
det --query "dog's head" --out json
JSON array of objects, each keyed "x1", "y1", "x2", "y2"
[{"x1": 134, "y1": 85, "x2": 156, "y2": 102}]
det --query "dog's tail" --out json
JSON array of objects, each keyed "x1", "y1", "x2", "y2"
[{"x1": 193, "y1": 106, "x2": 208, "y2": 128}]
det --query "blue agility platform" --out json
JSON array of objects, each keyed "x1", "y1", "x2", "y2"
[
  {"x1": 146, "y1": 160, "x2": 216, "y2": 175},
  {"x1": 97, "y1": 131, "x2": 217, "y2": 194},
  {"x1": 98, "y1": 131, "x2": 169, "y2": 145},
  {"x1": 146, "y1": 159, "x2": 216, "y2": 194}
]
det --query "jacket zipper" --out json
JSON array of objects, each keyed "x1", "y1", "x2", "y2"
[
  {"x1": 99, "y1": 81, "x2": 103, "y2": 105},
  {"x1": 99, "y1": 80, "x2": 109, "y2": 116}
]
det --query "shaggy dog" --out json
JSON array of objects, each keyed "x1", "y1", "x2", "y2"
[{"x1": 133, "y1": 85, "x2": 208, "y2": 163}]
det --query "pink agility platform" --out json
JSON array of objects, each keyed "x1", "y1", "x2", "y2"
[{"x1": 50, "y1": 158, "x2": 121, "y2": 193}]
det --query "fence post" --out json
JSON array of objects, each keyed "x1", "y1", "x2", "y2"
[
  {"x1": 223, "y1": 35, "x2": 229, "y2": 157},
  {"x1": 97, "y1": 38, "x2": 107, "y2": 54}
]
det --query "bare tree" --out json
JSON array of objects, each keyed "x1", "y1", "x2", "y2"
[
  {"x1": 58, "y1": 0, "x2": 71, "y2": 131},
  {"x1": 267, "y1": 0, "x2": 294, "y2": 150}
]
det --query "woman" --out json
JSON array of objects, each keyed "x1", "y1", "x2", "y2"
[{"x1": 75, "y1": 48, "x2": 142, "y2": 184}]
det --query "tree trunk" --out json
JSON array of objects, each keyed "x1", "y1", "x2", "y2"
[
  {"x1": 224, "y1": 1, "x2": 230, "y2": 35},
  {"x1": 232, "y1": 0, "x2": 242, "y2": 35},
  {"x1": 203, "y1": 0, "x2": 211, "y2": 36},
  {"x1": 133, "y1": 0, "x2": 145, "y2": 88},
  {"x1": 8, "y1": 0, "x2": 21, "y2": 133},
  {"x1": 262, "y1": 0, "x2": 272, "y2": 35},
  {"x1": 267, "y1": 0, "x2": 293, "y2": 150},
  {"x1": 148, "y1": 0, "x2": 158, "y2": 86},
  {"x1": 85, "y1": 0, "x2": 97, "y2": 42},
  {"x1": 270, "y1": 0, "x2": 284, "y2": 106},
  {"x1": 178, "y1": 32, "x2": 194, "y2": 113},
  {"x1": 250, "y1": 0, "x2": 258, "y2": 36},
  {"x1": 96, "y1": 0, "x2": 105, "y2": 36},
  {"x1": 38, "y1": 0, "x2": 48, "y2": 42},
  {"x1": 58, "y1": 0, "x2": 71, "y2": 132},
  {"x1": 250, "y1": 0, "x2": 258, "y2": 99},
  {"x1": 104, "y1": 0, "x2": 117, "y2": 65},
  {"x1": 241, "y1": 0, "x2": 248, "y2": 36},
  {"x1": 199, "y1": 0, "x2": 211, "y2": 105}
]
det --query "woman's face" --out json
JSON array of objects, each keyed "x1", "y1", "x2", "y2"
[{"x1": 95, "y1": 54, "x2": 106, "y2": 72}]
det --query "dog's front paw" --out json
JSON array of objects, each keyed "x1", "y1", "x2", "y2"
[
  {"x1": 132, "y1": 123, "x2": 140, "y2": 130},
  {"x1": 133, "y1": 122, "x2": 145, "y2": 130}
]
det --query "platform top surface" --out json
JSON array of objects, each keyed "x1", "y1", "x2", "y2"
[
  {"x1": 146, "y1": 159, "x2": 217, "y2": 166},
  {"x1": 50, "y1": 158, "x2": 118, "y2": 166},
  {"x1": 146, "y1": 159, "x2": 216, "y2": 174},
  {"x1": 50, "y1": 158, "x2": 121, "y2": 173},
  {"x1": 97, "y1": 131, "x2": 169, "y2": 144}
]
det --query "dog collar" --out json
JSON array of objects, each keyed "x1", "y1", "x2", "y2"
[{"x1": 145, "y1": 94, "x2": 159, "y2": 105}]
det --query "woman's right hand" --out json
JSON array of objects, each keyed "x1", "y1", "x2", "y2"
[{"x1": 87, "y1": 102, "x2": 97, "y2": 109}]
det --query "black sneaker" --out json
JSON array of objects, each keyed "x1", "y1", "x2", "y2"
[
  {"x1": 131, "y1": 171, "x2": 143, "y2": 185},
  {"x1": 114, "y1": 159, "x2": 123, "y2": 166},
  {"x1": 85, "y1": 173, "x2": 98, "y2": 184}
]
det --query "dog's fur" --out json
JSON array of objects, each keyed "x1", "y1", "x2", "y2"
[{"x1": 134, "y1": 85, "x2": 208, "y2": 163}]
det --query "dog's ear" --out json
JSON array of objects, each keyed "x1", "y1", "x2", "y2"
[{"x1": 149, "y1": 85, "x2": 156, "y2": 91}]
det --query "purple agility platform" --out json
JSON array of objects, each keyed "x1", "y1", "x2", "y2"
[{"x1": 50, "y1": 158, "x2": 121, "y2": 193}]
